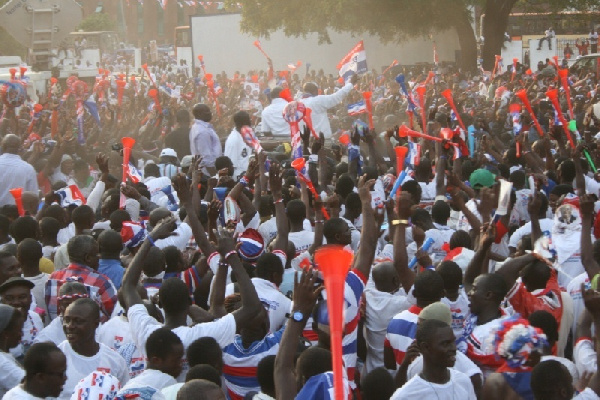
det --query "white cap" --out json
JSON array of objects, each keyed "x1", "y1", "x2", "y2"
[{"x1": 160, "y1": 148, "x2": 178, "y2": 158}]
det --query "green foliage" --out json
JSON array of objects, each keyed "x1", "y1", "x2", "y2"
[{"x1": 77, "y1": 12, "x2": 117, "y2": 32}]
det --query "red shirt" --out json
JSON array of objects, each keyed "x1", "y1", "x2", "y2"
[{"x1": 507, "y1": 269, "x2": 563, "y2": 325}]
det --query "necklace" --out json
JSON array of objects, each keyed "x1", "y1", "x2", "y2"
[{"x1": 423, "y1": 372, "x2": 455, "y2": 400}]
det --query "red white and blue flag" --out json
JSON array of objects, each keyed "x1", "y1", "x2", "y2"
[
  {"x1": 347, "y1": 100, "x2": 367, "y2": 116},
  {"x1": 406, "y1": 141, "x2": 421, "y2": 167},
  {"x1": 337, "y1": 41, "x2": 367, "y2": 83},
  {"x1": 125, "y1": 162, "x2": 143, "y2": 184},
  {"x1": 56, "y1": 185, "x2": 86, "y2": 207}
]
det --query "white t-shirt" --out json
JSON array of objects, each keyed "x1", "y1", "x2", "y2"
[
  {"x1": 224, "y1": 128, "x2": 253, "y2": 180},
  {"x1": 567, "y1": 272, "x2": 589, "y2": 336},
  {"x1": 441, "y1": 289, "x2": 470, "y2": 340},
  {"x1": 2, "y1": 385, "x2": 44, "y2": 399},
  {"x1": 10, "y1": 310, "x2": 44, "y2": 358},
  {"x1": 407, "y1": 351, "x2": 482, "y2": 380},
  {"x1": 224, "y1": 277, "x2": 291, "y2": 333},
  {"x1": 97, "y1": 315, "x2": 145, "y2": 379},
  {"x1": 508, "y1": 218, "x2": 554, "y2": 248},
  {"x1": 391, "y1": 368, "x2": 477, "y2": 400},
  {"x1": 541, "y1": 355, "x2": 578, "y2": 385},
  {"x1": 576, "y1": 388, "x2": 600, "y2": 400},
  {"x1": 288, "y1": 230, "x2": 315, "y2": 256},
  {"x1": 258, "y1": 217, "x2": 277, "y2": 246},
  {"x1": 57, "y1": 341, "x2": 129, "y2": 399},
  {"x1": 119, "y1": 368, "x2": 177, "y2": 393},
  {"x1": 127, "y1": 303, "x2": 237, "y2": 382},
  {"x1": 574, "y1": 338, "x2": 597, "y2": 377},
  {"x1": 0, "y1": 351, "x2": 24, "y2": 398},
  {"x1": 363, "y1": 284, "x2": 411, "y2": 374},
  {"x1": 34, "y1": 315, "x2": 66, "y2": 345},
  {"x1": 24, "y1": 273, "x2": 49, "y2": 319}
]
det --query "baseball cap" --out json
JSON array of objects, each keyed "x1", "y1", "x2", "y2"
[
  {"x1": 469, "y1": 169, "x2": 496, "y2": 189},
  {"x1": 181, "y1": 155, "x2": 193, "y2": 169},
  {"x1": 0, "y1": 277, "x2": 35, "y2": 294},
  {"x1": 159, "y1": 148, "x2": 178, "y2": 158},
  {"x1": 418, "y1": 302, "x2": 452, "y2": 326}
]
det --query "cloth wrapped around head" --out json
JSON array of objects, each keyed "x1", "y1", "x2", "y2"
[{"x1": 489, "y1": 316, "x2": 547, "y2": 371}]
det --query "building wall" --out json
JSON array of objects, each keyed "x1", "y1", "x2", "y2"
[{"x1": 81, "y1": 1, "x2": 217, "y2": 46}]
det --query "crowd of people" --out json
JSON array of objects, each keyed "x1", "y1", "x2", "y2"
[{"x1": 1, "y1": 45, "x2": 600, "y2": 400}]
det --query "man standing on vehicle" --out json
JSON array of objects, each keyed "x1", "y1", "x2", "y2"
[
  {"x1": 301, "y1": 73, "x2": 358, "y2": 139},
  {"x1": 260, "y1": 87, "x2": 290, "y2": 137},
  {"x1": 189, "y1": 103, "x2": 222, "y2": 175}
]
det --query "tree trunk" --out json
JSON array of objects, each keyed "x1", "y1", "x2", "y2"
[
  {"x1": 481, "y1": 0, "x2": 518, "y2": 71},
  {"x1": 452, "y1": 8, "x2": 478, "y2": 72}
]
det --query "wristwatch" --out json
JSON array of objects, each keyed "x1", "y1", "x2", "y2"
[{"x1": 289, "y1": 310, "x2": 304, "y2": 322}]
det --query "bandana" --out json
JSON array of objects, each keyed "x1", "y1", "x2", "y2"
[
  {"x1": 490, "y1": 316, "x2": 547, "y2": 372},
  {"x1": 70, "y1": 370, "x2": 121, "y2": 400},
  {"x1": 121, "y1": 221, "x2": 147, "y2": 249}
]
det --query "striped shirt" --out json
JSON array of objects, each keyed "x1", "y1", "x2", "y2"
[
  {"x1": 385, "y1": 305, "x2": 422, "y2": 367},
  {"x1": 222, "y1": 328, "x2": 284, "y2": 400}
]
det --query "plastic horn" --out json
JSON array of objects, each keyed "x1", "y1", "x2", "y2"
[
  {"x1": 398, "y1": 124, "x2": 458, "y2": 145},
  {"x1": 492, "y1": 55, "x2": 502, "y2": 79},
  {"x1": 19, "y1": 67, "x2": 26, "y2": 80},
  {"x1": 314, "y1": 245, "x2": 353, "y2": 400},
  {"x1": 584, "y1": 148, "x2": 597, "y2": 173},
  {"x1": 511, "y1": 58, "x2": 518, "y2": 82},
  {"x1": 9, "y1": 188, "x2": 24, "y2": 216},
  {"x1": 441, "y1": 89, "x2": 467, "y2": 132},
  {"x1": 546, "y1": 89, "x2": 575, "y2": 148},
  {"x1": 406, "y1": 109, "x2": 414, "y2": 130},
  {"x1": 302, "y1": 107, "x2": 318, "y2": 139},
  {"x1": 120, "y1": 137, "x2": 136, "y2": 208},
  {"x1": 552, "y1": 55, "x2": 559, "y2": 69},
  {"x1": 291, "y1": 157, "x2": 330, "y2": 219},
  {"x1": 408, "y1": 237, "x2": 435, "y2": 269},
  {"x1": 515, "y1": 89, "x2": 544, "y2": 138},
  {"x1": 362, "y1": 91, "x2": 374, "y2": 130},
  {"x1": 414, "y1": 85, "x2": 427, "y2": 133},
  {"x1": 9, "y1": 68, "x2": 16, "y2": 80},
  {"x1": 558, "y1": 68, "x2": 574, "y2": 119},
  {"x1": 253, "y1": 40, "x2": 271, "y2": 60},
  {"x1": 116, "y1": 79, "x2": 127, "y2": 106},
  {"x1": 424, "y1": 71, "x2": 435, "y2": 86},
  {"x1": 141, "y1": 64, "x2": 156, "y2": 88},
  {"x1": 389, "y1": 146, "x2": 409, "y2": 199},
  {"x1": 214, "y1": 187, "x2": 228, "y2": 225},
  {"x1": 148, "y1": 88, "x2": 162, "y2": 114},
  {"x1": 382, "y1": 59, "x2": 398, "y2": 75}
]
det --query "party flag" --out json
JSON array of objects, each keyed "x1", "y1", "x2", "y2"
[{"x1": 337, "y1": 41, "x2": 367, "y2": 83}]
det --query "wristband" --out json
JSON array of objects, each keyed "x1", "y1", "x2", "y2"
[
  {"x1": 392, "y1": 219, "x2": 409, "y2": 226},
  {"x1": 239, "y1": 176, "x2": 250, "y2": 187},
  {"x1": 315, "y1": 220, "x2": 324, "y2": 224},
  {"x1": 224, "y1": 250, "x2": 237, "y2": 260},
  {"x1": 147, "y1": 236, "x2": 156, "y2": 247},
  {"x1": 274, "y1": 198, "x2": 283, "y2": 204}
]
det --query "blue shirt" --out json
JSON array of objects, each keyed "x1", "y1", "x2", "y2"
[
  {"x1": 98, "y1": 258, "x2": 125, "y2": 289},
  {"x1": 189, "y1": 119, "x2": 222, "y2": 170}
]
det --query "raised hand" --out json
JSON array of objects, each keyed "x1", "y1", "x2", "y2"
[
  {"x1": 207, "y1": 198, "x2": 222, "y2": 222},
  {"x1": 121, "y1": 184, "x2": 141, "y2": 200},
  {"x1": 397, "y1": 191, "x2": 413, "y2": 220},
  {"x1": 149, "y1": 215, "x2": 177, "y2": 240},
  {"x1": 96, "y1": 153, "x2": 109, "y2": 175},
  {"x1": 172, "y1": 173, "x2": 191, "y2": 204},
  {"x1": 293, "y1": 267, "x2": 323, "y2": 318},
  {"x1": 269, "y1": 162, "x2": 282, "y2": 196},
  {"x1": 213, "y1": 224, "x2": 237, "y2": 258},
  {"x1": 191, "y1": 155, "x2": 203, "y2": 187}
]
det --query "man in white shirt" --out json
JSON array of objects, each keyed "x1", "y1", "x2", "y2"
[
  {"x1": 117, "y1": 328, "x2": 183, "y2": 397},
  {"x1": 260, "y1": 87, "x2": 290, "y2": 137},
  {"x1": 224, "y1": 111, "x2": 254, "y2": 180},
  {"x1": 58, "y1": 298, "x2": 129, "y2": 398},
  {"x1": 0, "y1": 135, "x2": 38, "y2": 206},
  {"x1": 538, "y1": 27, "x2": 555, "y2": 50},
  {"x1": 3, "y1": 342, "x2": 67, "y2": 400},
  {"x1": 391, "y1": 319, "x2": 477, "y2": 399},
  {"x1": 301, "y1": 73, "x2": 357, "y2": 139}
]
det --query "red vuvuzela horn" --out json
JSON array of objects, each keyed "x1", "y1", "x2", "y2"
[
  {"x1": 441, "y1": 89, "x2": 467, "y2": 132},
  {"x1": 546, "y1": 88, "x2": 575, "y2": 148},
  {"x1": 9, "y1": 188, "x2": 24, "y2": 216},
  {"x1": 314, "y1": 245, "x2": 353, "y2": 400},
  {"x1": 394, "y1": 146, "x2": 409, "y2": 175},
  {"x1": 291, "y1": 157, "x2": 329, "y2": 219},
  {"x1": 362, "y1": 91, "x2": 374, "y2": 130},
  {"x1": 415, "y1": 85, "x2": 427, "y2": 132},
  {"x1": 398, "y1": 124, "x2": 457, "y2": 145},
  {"x1": 515, "y1": 89, "x2": 544, "y2": 138}
]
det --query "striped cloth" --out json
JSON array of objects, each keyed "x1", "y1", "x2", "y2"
[
  {"x1": 384, "y1": 305, "x2": 422, "y2": 368},
  {"x1": 222, "y1": 328, "x2": 284, "y2": 400}
]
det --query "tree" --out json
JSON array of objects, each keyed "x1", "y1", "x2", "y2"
[
  {"x1": 77, "y1": 12, "x2": 117, "y2": 32},
  {"x1": 233, "y1": 0, "x2": 600, "y2": 72}
]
